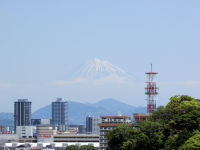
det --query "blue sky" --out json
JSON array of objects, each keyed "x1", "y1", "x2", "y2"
[{"x1": 0, "y1": 1, "x2": 200, "y2": 112}]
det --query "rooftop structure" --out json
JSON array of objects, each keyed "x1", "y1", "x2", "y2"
[
  {"x1": 69, "y1": 125, "x2": 86, "y2": 134},
  {"x1": 31, "y1": 119, "x2": 51, "y2": 126},
  {"x1": 53, "y1": 134, "x2": 99, "y2": 143},
  {"x1": 133, "y1": 113, "x2": 147, "y2": 122}
]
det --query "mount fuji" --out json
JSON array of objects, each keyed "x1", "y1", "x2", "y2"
[
  {"x1": 53, "y1": 58, "x2": 132, "y2": 85},
  {"x1": 78, "y1": 58, "x2": 130, "y2": 82}
]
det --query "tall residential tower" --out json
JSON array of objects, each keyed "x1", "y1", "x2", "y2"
[
  {"x1": 52, "y1": 98, "x2": 68, "y2": 131},
  {"x1": 14, "y1": 99, "x2": 31, "y2": 131}
]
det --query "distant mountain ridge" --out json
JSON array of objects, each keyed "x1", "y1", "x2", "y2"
[
  {"x1": 0, "y1": 113, "x2": 13, "y2": 127},
  {"x1": 32, "y1": 99, "x2": 146, "y2": 125},
  {"x1": 0, "y1": 99, "x2": 146, "y2": 127}
]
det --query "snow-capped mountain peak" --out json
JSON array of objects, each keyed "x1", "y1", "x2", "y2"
[
  {"x1": 51, "y1": 58, "x2": 132, "y2": 85},
  {"x1": 79, "y1": 58, "x2": 128, "y2": 81}
]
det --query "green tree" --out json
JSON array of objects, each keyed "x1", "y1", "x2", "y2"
[
  {"x1": 66, "y1": 145, "x2": 79, "y2": 150},
  {"x1": 178, "y1": 131, "x2": 200, "y2": 150},
  {"x1": 152, "y1": 95, "x2": 200, "y2": 149},
  {"x1": 140, "y1": 121, "x2": 164, "y2": 150},
  {"x1": 107, "y1": 124, "x2": 150, "y2": 150},
  {"x1": 106, "y1": 124, "x2": 137, "y2": 150},
  {"x1": 79, "y1": 145, "x2": 95, "y2": 150},
  {"x1": 164, "y1": 134, "x2": 178, "y2": 150}
]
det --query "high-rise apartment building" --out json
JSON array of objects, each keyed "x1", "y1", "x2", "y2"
[
  {"x1": 52, "y1": 98, "x2": 68, "y2": 131},
  {"x1": 98, "y1": 116, "x2": 133, "y2": 150},
  {"x1": 86, "y1": 116, "x2": 99, "y2": 134},
  {"x1": 14, "y1": 99, "x2": 31, "y2": 131}
]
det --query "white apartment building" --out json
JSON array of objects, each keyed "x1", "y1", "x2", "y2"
[
  {"x1": 98, "y1": 116, "x2": 133, "y2": 150},
  {"x1": 16, "y1": 126, "x2": 33, "y2": 138}
]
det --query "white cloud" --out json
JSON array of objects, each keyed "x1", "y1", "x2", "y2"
[{"x1": 50, "y1": 75, "x2": 132, "y2": 86}]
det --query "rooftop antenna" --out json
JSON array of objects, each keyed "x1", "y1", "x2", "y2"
[{"x1": 118, "y1": 112, "x2": 122, "y2": 116}]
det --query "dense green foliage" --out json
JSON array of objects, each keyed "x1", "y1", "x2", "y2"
[
  {"x1": 107, "y1": 95, "x2": 200, "y2": 150},
  {"x1": 178, "y1": 130, "x2": 200, "y2": 150},
  {"x1": 66, "y1": 145, "x2": 95, "y2": 150},
  {"x1": 66, "y1": 145, "x2": 79, "y2": 150},
  {"x1": 80, "y1": 145, "x2": 96, "y2": 150}
]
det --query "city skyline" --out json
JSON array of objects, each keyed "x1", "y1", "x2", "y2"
[{"x1": 0, "y1": 1, "x2": 200, "y2": 112}]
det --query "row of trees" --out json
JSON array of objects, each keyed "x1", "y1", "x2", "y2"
[
  {"x1": 66, "y1": 145, "x2": 95, "y2": 150},
  {"x1": 106, "y1": 95, "x2": 200, "y2": 150}
]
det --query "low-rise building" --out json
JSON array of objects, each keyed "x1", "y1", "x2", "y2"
[
  {"x1": 63, "y1": 126, "x2": 79, "y2": 134},
  {"x1": 69, "y1": 125, "x2": 86, "y2": 134},
  {"x1": 0, "y1": 142, "x2": 98, "y2": 150},
  {"x1": 37, "y1": 125, "x2": 57, "y2": 142},
  {"x1": 133, "y1": 113, "x2": 147, "y2": 127},
  {"x1": 16, "y1": 126, "x2": 33, "y2": 138},
  {"x1": 31, "y1": 119, "x2": 51, "y2": 136}
]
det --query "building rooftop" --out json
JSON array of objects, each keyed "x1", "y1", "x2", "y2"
[
  {"x1": 56, "y1": 98, "x2": 62, "y2": 102},
  {"x1": 133, "y1": 113, "x2": 147, "y2": 116},
  {"x1": 54, "y1": 98, "x2": 68, "y2": 103},
  {"x1": 101, "y1": 116, "x2": 131, "y2": 118},
  {"x1": 54, "y1": 134, "x2": 99, "y2": 137},
  {"x1": 17, "y1": 99, "x2": 30, "y2": 102},
  {"x1": 98, "y1": 123, "x2": 133, "y2": 127}
]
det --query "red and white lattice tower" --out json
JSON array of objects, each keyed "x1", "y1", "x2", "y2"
[{"x1": 145, "y1": 64, "x2": 158, "y2": 114}]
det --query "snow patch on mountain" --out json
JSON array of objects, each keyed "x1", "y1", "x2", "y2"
[
  {"x1": 79, "y1": 58, "x2": 127, "y2": 80},
  {"x1": 51, "y1": 58, "x2": 131, "y2": 85}
]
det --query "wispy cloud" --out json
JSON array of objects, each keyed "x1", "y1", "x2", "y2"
[
  {"x1": 50, "y1": 75, "x2": 131, "y2": 86},
  {"x1": 0, "y1": 83, "x2": 14, "y2": 88},
  {"x1": 160, "y1": 80, "x2": 200, "y2": 87}
]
